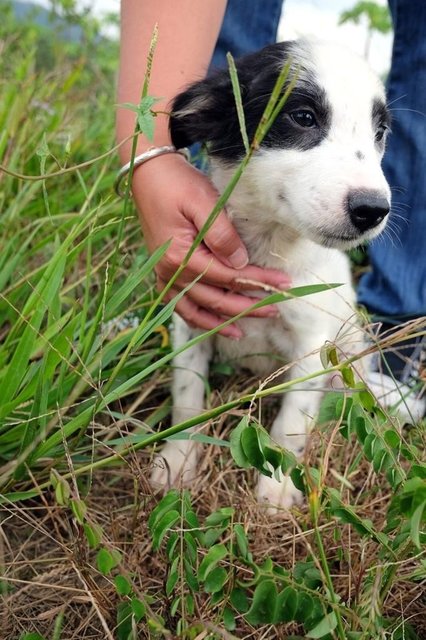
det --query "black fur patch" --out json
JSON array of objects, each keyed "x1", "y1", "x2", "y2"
[
  {"x1": 170, "y1": 41, "x2": 332, "y2": 163},
  {"x1": 372, "y1": 98, "x2": 391, "y2": 150}
]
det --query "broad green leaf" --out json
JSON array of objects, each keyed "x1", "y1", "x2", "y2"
[
  {"x1": 240, "y1": 425, "x2": 269, "y2": 474},
  {"x1": 54, "y1": 477, "x2": 70, "y2": 506},
  {"x1": 151, "y1": 510, "x2": 180, "y2": 551},
  {"x1": 410, "y1": 500, "x2": 426, "y2": 548},
  {"x1": 204, "y1": 566, "x2": 228, "y2": 593},
  {"x1": 295, "y1": 592, "x2": 314, "y2": 622},
  {"x1": 205, "y1": 507, "x2": 234, "y2": 527},
  {"x1": 116, "y1": 601, "x2": 133, "y2": 640},
  {"x1": 306, "y1": 612, "x2": 338, "y2": 638},
  {"x1": 70, "y1": 498, "x2": 87, "y2": 524},
  {"x1": 246, "y1": 579, "x2": 278, "y2": 625},
  {"x1": 229, "y1": 416, "x2": 251, "y2": 469},
  {"x1": 223, "y1": 606, "x2": 236, "y2": 631},
  {"x1": 198, "y1": 544, "x2": 227, "y2": 581},
  {"x1": 274, "y1": 586, "x2": 299, "y2": 623},
  {"x1": 384, "y1": 429, "x2": 401, "y2": 448},
  {"x1": 83, "y1": 523, "x2": 103, "y2": 549},
  {"x1": 114, "y1": 575, "x2": 132, "y2": 596},
  {"x1": 148, "y1": 490, "x2": 180, "y2": 533},
  {"x1": 131, "y1": 597, "x2": 146, "y2": 622},
  {"x1": 166, "y1": 556, "x2": 179, "y2": 596},
  {"x1": 230, "y1": 587, "x2": 249, "y2": 613},
  {"x1": 234, "y1": 523, "x2": 249, "y2": 559},
  {"x1": 96, "y1": 547, "x2": 122, "y2": 575}
]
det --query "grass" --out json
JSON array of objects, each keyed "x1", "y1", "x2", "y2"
[{"x1": 0, "y1": 5, "x2": 425, "y2": 639}]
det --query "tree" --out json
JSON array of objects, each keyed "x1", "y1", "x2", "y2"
[{"x1": 339, "y1": 1, "x2": 392, "y2": 61}]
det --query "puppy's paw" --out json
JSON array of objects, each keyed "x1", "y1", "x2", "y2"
[
  {"x1": 256, "y1": 473, "x2": 304, "y2": 514},
  {"x1": 150, "y1": 440, "x2": 200, "y2": 491}
]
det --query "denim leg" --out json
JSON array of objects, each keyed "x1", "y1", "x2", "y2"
[
  {"x1": 211, "y1": 0, "x2": 283, "y2": 70},
  {"x1": 191, "y1": 1, "x2": 283, "y2": 165},
  {"x1": 358, "y1": 0, "x2": 426, "y2": 321}
]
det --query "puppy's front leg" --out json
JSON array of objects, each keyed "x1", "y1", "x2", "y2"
[
  {"x1": 257, "y1": 345, "x2": 326, "y2": 511},
  {"x1": 151, "y1": 315, "x2": 213, "y2": 490}
]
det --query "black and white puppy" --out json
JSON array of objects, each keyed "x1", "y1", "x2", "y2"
[{"x1": 151, "y1": 38, "x2": 391, "y2": 509}]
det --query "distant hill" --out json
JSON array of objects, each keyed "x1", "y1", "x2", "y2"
[{"x1": 9, "y1": 0, "x2": 84, "y2": 41}]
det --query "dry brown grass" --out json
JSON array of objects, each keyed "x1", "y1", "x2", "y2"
[{"x1": 2, "y1": 381, "x2": 425, "y2": 640}]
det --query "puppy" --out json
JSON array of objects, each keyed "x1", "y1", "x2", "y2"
[{"x1": 151, "y1": 38, "x2": 391, "y2": 509}]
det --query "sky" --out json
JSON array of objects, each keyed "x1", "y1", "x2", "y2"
[{"x1": 33, "y1": 0, "x2": 393, "y2": 75}]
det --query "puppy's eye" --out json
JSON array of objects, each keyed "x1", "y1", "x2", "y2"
[
  {"x1": 375, "y1": 124, "x2": 389, "y2": 142},
  {"x1": 290, "y1": 109, "x2": 317, "y2": 128}
]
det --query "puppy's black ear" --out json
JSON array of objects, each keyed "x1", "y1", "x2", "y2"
[{"x1": 169, "y1": 69, "x2": 241, "y2": 151}]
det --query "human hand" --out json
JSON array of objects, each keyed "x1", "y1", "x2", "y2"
[{"x1": 132, "y1": 153, "x2": 291, "y2": 338}]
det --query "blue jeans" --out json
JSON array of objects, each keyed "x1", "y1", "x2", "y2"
[
  {"x1": 211, "y1": 0, "x2": 283, "y2": 69},
  {"x1": 214, "y1": 0, "x2": 426, "y2": 322},
  {"x1": 358, "y1": 0, "x2": 426, "y2": 322}
]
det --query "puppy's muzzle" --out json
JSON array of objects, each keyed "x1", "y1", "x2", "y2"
[{"x1": 347, "y1": 190, "x2": 390, "y2": 232}]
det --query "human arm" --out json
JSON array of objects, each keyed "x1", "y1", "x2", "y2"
[{"x1": 117, "y1": 0, "x2": 290, "y2": 337}]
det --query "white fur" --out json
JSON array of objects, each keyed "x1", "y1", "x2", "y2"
[{"x1": 151, "y1": 40, "x2": 390, "y2": 510}]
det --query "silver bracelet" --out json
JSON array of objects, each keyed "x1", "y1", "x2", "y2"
[{"x1": 114, "y1": 145, "x2": 190, "y2": 197}]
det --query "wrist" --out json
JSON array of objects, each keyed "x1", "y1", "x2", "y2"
[
  {"x1": 115, "y1": 145, "x2": 190, "y2": 197},
  {"x1": 116, "y1": 109, "x2": 173, "y2": 164}
]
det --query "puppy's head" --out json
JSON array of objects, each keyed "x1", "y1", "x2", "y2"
[{"x1": 170, "y1": 38, "x2": 391, "y2": 249}]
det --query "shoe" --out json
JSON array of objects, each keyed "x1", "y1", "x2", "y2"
[{"x1": 366, "y1": 322, "x2": 426, "y2": 423}]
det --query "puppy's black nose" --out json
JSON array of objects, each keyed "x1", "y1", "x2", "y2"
[{"x1": 347, "y1": 190, "x2": 390, "y2": 232}]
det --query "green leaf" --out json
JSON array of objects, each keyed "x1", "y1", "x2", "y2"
[
  {"x1": 410, "y1": 500, "x2": 426, "y2": 548},
  {"x1": 198, "y1": 544, "x2": 227, "y2": 581},
  {"x1": 83, "y1": 522, "x2": 103, "y2": 549},
  {"x1": 115, "y1": 575, "x2": 132, "y2": 596},
  {"x1": 384, "y1": 429, "x2": 401, "y2": 448},
  {"x1": 341, "y1": 365, "x2": 355, "y2": 387},
  {"x1": 240, "y1": 425, "x2": 269, "y2": 474},
  {"x1": 116, "y1": 601, "x2": 132, "y2": 640},
  {"x1": 151, "y1": 510, "x2": 180, "y2": 551},
  {"x1": 70, "y1": 498, "x2": 87, "y2": 525},
  {"x1": 223, "y1": 606, "x2": 236, "y2": 631},
  {"x1": 204, "y1": 566, "x2": 228, "y2": 593},
  {"x1": 230, "y1": 587, "x2": 249, "y2": 613},
  {"x1": 246, "y1": 579, "x2": 278, "y2": 625},
  {"x1": 148, "y1": 489, "x2": 180, "y2": 533},
  {"x1": 318, "y1": 392, "x2": 343, "y2": 423},
  {"x1": 274, "y1": 586, "x2": 298, "y2": 623},
  {"x1": 166, "y1": 556, "x2": 180, "y2": 596},
  {"x1": 55, "y1": 477, "x2": 70, "y2": 506},
  {"x1": 226, "y1": 52, "x2": 250, "y2": 154},
  {"x1": 229, "y1": 416, "x2": 251, "y2": 469},
  {"x1": 184, "y1": 557, "x2": 199, "y2": 592},
  {"x1": 306, "y1": 611, "x2": 338, "y2": 638},
  {"x1": 205, "y1": 507, "x2": 234, "y2": 527},
  {"x1": 234, "y1": 523, "x2": 249, "y2": 559},
  {"x1": 295, "y1": 592, "x2": 314, "y2": 622},
  {"x1": 358, "y1": 389, "x2": 376, "y2": 411},
  {"x1": 373, "y1": 448, "x2": 393, "y2": 474},
  {"x1": 204, "y1": 526, "x2": 226, "y2": 547},
  {"x1": 131, "y1": 597, "x2": 146, "y2": 622},
  {"x1": 96, "y1": 547, "x2": 122, "y2": 575}
]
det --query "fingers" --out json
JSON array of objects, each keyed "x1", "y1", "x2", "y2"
[
  {"x1": 191, "y1": 206, "x2": 250, "y2": 269},
  {"x1": 173, "y1": 295, "x2": 244, "y2": 339},
  {"x1": 180, "y1": 247, "x2": 291, "y2": 292},
  {"x1": 182, "y1": 282, "x2": 279, "y2": 319}
]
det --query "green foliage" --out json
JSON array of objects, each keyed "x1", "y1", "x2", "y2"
[
  {"x1": 339, "y1": 1, "x2": 392, "y2": 34},
  {"x1": 144, "y1": 360, "x2": 425, "y2": 638},
  {"x1": 1, "y1": 6, "x2": 423, "y2": 639}
]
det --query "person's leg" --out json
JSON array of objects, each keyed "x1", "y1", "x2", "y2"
[
  {"x1": 211, "y1": 0, "x2": 284, "y2": 69},
  {"x1": 358, "y1": 0, "x2": 426, "y2": 417},
  {"x1": 358, "y1": 0, "x2": 426, "y2": 322}
]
